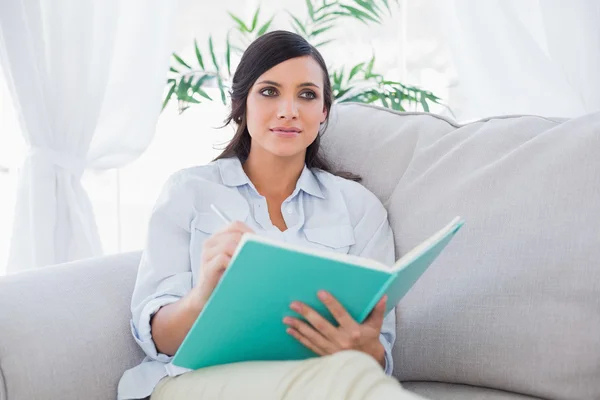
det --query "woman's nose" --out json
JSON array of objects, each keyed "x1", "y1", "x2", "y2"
[{"x1": 277, "y1": 98, "x2": 299, "y2": 119}]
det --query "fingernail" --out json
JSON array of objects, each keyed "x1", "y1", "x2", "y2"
[
  {"x1": 318, "y1": 290, "x2": 328, "y2": 301},
  {"x1": 283, "y1": 317, "x2": 292, "y2": 324},
  {"x1": 290, "y1": 302, "x2": 301, "y2": 312}
]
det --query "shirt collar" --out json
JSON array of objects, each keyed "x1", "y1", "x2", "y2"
[{"x1": 217, "y1": 157, "x2": 325, "y2": 199}]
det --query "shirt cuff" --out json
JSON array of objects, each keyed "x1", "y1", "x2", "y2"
[
  {"x1": 379, "y1": 333, "x2": 394, "y2": 376},
  {"x1": 131, "y1": 295, "x2": 181, "y2": 362}
]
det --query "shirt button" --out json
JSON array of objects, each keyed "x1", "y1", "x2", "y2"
[{"x1": 286, "y1": 207, "x2": 294, "y2": 214}]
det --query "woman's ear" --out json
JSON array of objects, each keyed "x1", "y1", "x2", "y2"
[{"x1": 321, "y1": 106, "x2": 328, "y2": 124}]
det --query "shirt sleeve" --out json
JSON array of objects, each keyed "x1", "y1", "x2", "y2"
[
  {"x1": 348, "y1": 196, "x2": 397, "y2": 376},
  {"x1": 129, "y1": 172, "x2": 195, "y2": 362}
]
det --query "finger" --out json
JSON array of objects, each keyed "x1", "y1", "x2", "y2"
[
  {"x1": 285, "y1": 325, "x2": 326, "y2": 356},
  {"x1": 202, "y1": 232, "x2": 243, "y2": 261},
  {"x1": 284, "y1": 316, "x2": 336, "y2": 353},
  {"x1": 364, "y1": 295, "x2": 387, "y2": 329},
  {"x1": 318, "y1": 291, "x2": 360, "y2": 330},
  {"x1": 207, "y1": 253, "x2": 232, "y2": 276},
  {"x1": 290, "y1": 301, "x2": 341, "y2": 343},
  {"x1": 223, "y1": 221, "x2": 254, "y2": 235}
]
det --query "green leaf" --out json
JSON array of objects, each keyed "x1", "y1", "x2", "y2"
[
  {"x1": 191, "y1": 74, "x2": 212, "y2": 92},
  {"x1": 176, "y1": 76, "x2": 189, "y2": 99},
  {"x1": 353, "y1": 0, "x2": 379, "y2": 17},
  {"x1": 169, "y1": 67, "x2": 179, "y2": 74},
  {"x1": 185, "y1": 95, "x2": 201, "y2": 104},
  {"x1": 348, "y1": 62, "x2": 365, "y2": 81},
  {"x1": 162, "y1": 83, "x2": 176, "y2": 110},
  {"x1": 335, "y1": 88, "x2": 351, "y2": 99},
  {"x1": 365, "y1": 55, "x2": 376, "y2": 77},
  {"x1": 194, "y1": 87, "x2": 213, "y2": 101},
  {"x1": 314, "y1": 39, "x2": 335, "y2": 47},
  {"x1": 217, "y1": 75, "x2": 227, "y2": 104},
  {"x1": 251, "y1": 7, "x2": 260, "y2": 31},
  {"x1": 379, "y1": 94, "x2": 390, "y2": 108},
  {"x1": 209, "y1": 36, "x2": 220, "y2": 72},
  {"x1": 425, "y1": 91, "x2": 442, "y2": 102},
  {"x1": 306, "y1": 0, "x2": 315, "y2": 20},
  {"x1": 228, "y1": 12, "x2": 249, "y2": 32},
  {"x1": 330, "y1": 11, "x2": 353, "y2": 18},
  {"x1": 173, "y1": 53, "x2": 192, "y2": 69},
  {"x1": 194, "y1": 39, "x2": 205, "y2": 70},
  {"x1": 381, "y1": 0, "x2": 390, "y2": 12},
  {"x1": 339, "y1": 5, "x2": 379, "y2": 23},
  {"x1": 289, "y1": 13, "x2": 308, "y2": 36},
  {"x1": 419, "y1": 92, "x2": 430, "y2": 112},
  {"x1": 226, "y1": 34, "x2": 232, "y2": 76},
  {"x1": 315, "y1": 2, "x2": 338, "y2": 14},
  {"x1": 310, "y1": 24, "x2": 334, "y2": 37},
  {"x1": 257, "y1": 16, "x2": 274, "y2": 36},
  {"x1": 314, "y1": 13, "x2": 339, "y2": 23}
]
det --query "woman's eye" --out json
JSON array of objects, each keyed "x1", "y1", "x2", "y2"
[
  {"x1": 261, "y1": 88, "x2": 277, "y2": 97},
  {"x1": 300, "y1": 91, "x2": 316, "y2": 99}
]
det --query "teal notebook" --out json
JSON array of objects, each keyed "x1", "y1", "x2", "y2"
[{"x1": 171, "y1": 216, "x2": 465, "y2": 370}]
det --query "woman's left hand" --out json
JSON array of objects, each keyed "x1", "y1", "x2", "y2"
[{"x1": 283, "y1": 290, "x2": 387, "y2": 367}]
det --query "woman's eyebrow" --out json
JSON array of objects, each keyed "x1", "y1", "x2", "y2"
[{"x1": 256, "y1": 80, "x2": 320, "y2": 89}]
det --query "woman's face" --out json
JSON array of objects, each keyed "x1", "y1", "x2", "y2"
[{"x1": 245, "y1": 55, "x2": 328, "y2": 160}]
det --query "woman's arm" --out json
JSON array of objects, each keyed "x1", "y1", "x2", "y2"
[
  {"x1": 150, "y1": 293, "x2": 203, "y2": 356},
  {"x1": 149, "y1": 220, "x2": 254, "y2": 356},
  {"x1": 350, "y1": 196, "x2": 397, "y2": 375}
]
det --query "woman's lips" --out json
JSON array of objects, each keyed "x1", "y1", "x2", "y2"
[{"x1": 270, "y1": 128, "x2": 301, "y2": 137}]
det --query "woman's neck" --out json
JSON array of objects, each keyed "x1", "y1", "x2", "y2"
[{"x1": 242, "y1": 150, "x2": 305, "y2": 200}]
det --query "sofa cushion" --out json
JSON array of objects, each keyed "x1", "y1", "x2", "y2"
[
  {"x1": 402, "y1": 381, "x2": 542, "y2": 400},
  {"x1": 0, "y1": 251, "x2": 143, "y2": 400},
  {"x1": 323, "y1": 103, "x2": 600, "y2": 400}
]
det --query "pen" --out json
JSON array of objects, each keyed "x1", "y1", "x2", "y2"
[{"x1": 210, "y1": 203, "x2": 233, "y2": 224}]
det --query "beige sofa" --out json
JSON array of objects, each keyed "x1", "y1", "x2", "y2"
[{"x1": 1, "y1": 103, "x2": 599, "y2": 400}]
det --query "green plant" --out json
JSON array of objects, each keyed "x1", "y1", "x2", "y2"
[{"x1": 163, "y1": 0, "x2": 441, "y2": 114}]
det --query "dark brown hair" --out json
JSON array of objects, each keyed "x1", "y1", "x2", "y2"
[{"x1": 213, "y1": 30, "x2": 359, "y2": 181}]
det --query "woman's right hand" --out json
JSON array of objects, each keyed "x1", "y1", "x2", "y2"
[{"x1": 187, "y1": 221, "x2": 255, "y2": 311}]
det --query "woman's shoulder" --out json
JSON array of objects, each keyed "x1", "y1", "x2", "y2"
[{"x1": 165, "y1": 162, "x2": 221, "y2": 187}]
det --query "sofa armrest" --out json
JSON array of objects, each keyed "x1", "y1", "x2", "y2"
[{"x1": 0, "y1": 251, "x2": 144, "y2": 400}]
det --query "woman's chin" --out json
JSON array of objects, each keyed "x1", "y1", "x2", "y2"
[{"x1": 265, "y1": 144, "x2": 307, "y2": 159}]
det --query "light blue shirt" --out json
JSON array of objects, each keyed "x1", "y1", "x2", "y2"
[{"x1": 118, "y1": 157, "x2": 397, "y2": 400}]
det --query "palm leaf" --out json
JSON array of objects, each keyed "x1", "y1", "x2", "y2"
[
  {"x1": 306, "y1": 0, "x2": 315, "y2": 20},
  {"x1": 226, "y1": 34, "x2": 232, "y2": 76},
  {"x1": 289, "y1": 13, "x2": 308, "y2": 36},
  {"x1": 348, "y1": 62, "x2": 365, "y2": 81},
  {"x1": 217, "y1": 75, "x2": 227, "y2": 104},
  {"x1": 228, "y1": 12, "x2": 249, "y2": 32},
  {"x1": 173, "y1": 53, "x2": 192, "y2": 69},
  {"x1": 209, "y1": 36, "x2": 220, "y2": 72},
  {"x1": 162, "y1": 83, "x2": 176, "y2": 110},
  {"x1": 251, "y1": 7, "x2": 260, "y2": 31},
  {"x1": 310, "y1": 24, "x2": 334, "y2": 37},
  {"x1": 339, "y1": 5, "x2": 379, "y2": 23},
  {"x1": 194, "y1": 39, "x2": 205, "y2": 70},
  {"x1": 314, "y1": 39, "x2": 335, "y2": 47},
  {"x1": 257, "y1": 17, "x2": 274, "y2": 36}
]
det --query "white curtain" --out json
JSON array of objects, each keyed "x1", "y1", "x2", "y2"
[
  {"x1": 438, "y1": 0, "x2": 600, "y2": 120},
  {"x1": 0, "y1": 0, "x2": 178, "y2": 273}
]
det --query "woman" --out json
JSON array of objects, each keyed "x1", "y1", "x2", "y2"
[{"x1": 118, "y1": 31, "x2": 423, "y2": 400}]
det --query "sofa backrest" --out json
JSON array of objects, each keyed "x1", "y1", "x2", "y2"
[{"x1": 322, "y1": 103, "x2": 600, "y2": 400}]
